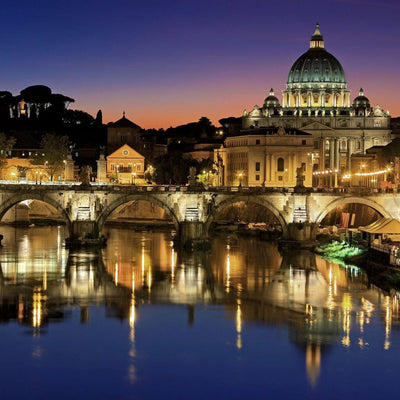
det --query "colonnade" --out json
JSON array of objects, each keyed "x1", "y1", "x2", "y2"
[
  {"x1": 282, "y1": 89, "x2": 351, "y2": 109},
  {"x1": 318, "y1": 136, "x2": 364, "y2": 172}
]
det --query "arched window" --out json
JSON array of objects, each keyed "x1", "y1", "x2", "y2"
[{"x1": 277, "y1": 157, "x2": 284, "y2": 172}]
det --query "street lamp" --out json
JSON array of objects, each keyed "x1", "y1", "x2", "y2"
[
  {"x1": 35, "y1": 171, "x2": 38, "y2": 184},
  {"x1": 238, "y1": 172, "x2": 243, "y2": 187},
  {"x1": 132, "y1": 172, "x2": 136, "y2": 185}
]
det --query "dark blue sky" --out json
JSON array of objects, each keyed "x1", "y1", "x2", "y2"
[{"x1": 1, "y1": 0, "x2": 399, "y2": 127}]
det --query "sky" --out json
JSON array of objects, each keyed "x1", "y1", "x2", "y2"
[{"x1": 1, "y1": 0, "x2": 399, "y2": 128}]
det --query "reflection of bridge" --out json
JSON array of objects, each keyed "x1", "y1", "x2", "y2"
[
  {"x1": 0, "y1": 242, "x2": 398, "y2": 385},
  {"x1": 0, "y1": 184, "x2": 399, "y2": 243}
]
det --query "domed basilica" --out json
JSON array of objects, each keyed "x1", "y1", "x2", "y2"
[{"x1": 241, "y1": 24, "x2": 391, "y2": 176}]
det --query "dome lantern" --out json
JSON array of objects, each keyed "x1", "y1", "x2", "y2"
[{"x1": 310, "y1": 23, "x2": 324, "y2": 49}]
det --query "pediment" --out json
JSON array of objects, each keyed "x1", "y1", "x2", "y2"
[
  {"x1": 301, "y1": 121, "x2": 334, "y2": 131},
  {"x1": 107, "y1": 144, "x2": 144, "y2": 159}
]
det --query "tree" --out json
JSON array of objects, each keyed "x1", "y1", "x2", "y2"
[
  {"x1": 33, "y1": 133, "x2": 69, "y2": 181},
  {"x1": 95, "y1": 110, "x2": 103, "y2": 125},
  {"x1": 0, "y1": 133, "x2": 16, "y2": 176},
  {"x1": 152, "y1": 154, "x2": 194, "y2": 185},
  {"x1": 63, "y1": 109, "x2": 94, "y2": 125}
]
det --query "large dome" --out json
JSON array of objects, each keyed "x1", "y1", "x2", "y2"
[{"x1": 287, "y1": 24, "x2": 346, "y2": 88}]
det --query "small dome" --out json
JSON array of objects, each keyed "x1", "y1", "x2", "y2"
[
  {"x1": 353, "y1": 88, "x2": 370, "y2": 108},
  {"x1": 287, "y1": 24, "x2": 346, "y2": 88},
  {"x1": 263, "y1": 88, "x2": 280, "y2": 108}
]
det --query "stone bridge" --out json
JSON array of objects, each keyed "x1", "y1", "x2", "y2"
[{"x1": 0, "y1": 183, "x2": 399, "y2": 243}]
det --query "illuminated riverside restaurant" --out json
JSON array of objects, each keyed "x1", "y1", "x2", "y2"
[{"x1": 359, "y1": 218, "x2": 400, "y2": 245}]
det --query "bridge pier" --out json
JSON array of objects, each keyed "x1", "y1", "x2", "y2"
[
  {"x1": 71, "y1": 221, "x2": 99, "y2": 238},
  {"x1": 66, "y1": 221, "x2": 106, "y2": 248},
  {"x1": 178, "y1": 221, "x2": 210, "y2": 250},
  {"x1": 285, "y1": 222, "x2": 318, "y2": 244}
]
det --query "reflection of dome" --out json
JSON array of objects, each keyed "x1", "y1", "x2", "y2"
[
  {"x1": 353, "y1": 88, "x2": 370, "y2": 108},
  {"x1": 263, "y1": 88, "x2": 280, "y2": 108},
  {"x1": 287, "y1": 24, "x2": 346, "y2": 88}
]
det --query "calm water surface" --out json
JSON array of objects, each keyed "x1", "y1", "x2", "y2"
[{"x1": 0, "y1": 226, "x2": 399, "y2": 400}]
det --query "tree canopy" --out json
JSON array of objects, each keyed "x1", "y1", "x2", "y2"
[
  {"x1": 33, "y1": 133, "x2": 69, "y2": 181},
  {"x1": 0, "y1": 133, "x2": 16, "y2": 171}
]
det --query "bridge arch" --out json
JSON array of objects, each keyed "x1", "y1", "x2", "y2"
[
  {"x1": 0, "y1": 192, "x2": 72, "y2": 228},
  {"x1": 315, "y1": 196, "x2": 391, "y2": 224},
  {"x1": 205, "y1": 195, "x2": 288, "y2": 237},
  {"x1": 96, "y1": 194, "x2": 180, "y2": 233}
]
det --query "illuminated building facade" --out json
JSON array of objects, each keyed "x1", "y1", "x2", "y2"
[
  {"x1": 241, "y1": 24, "x2": 391, "y2": 177},
  {"x1": 107, "y1": 113, "x2": 166, "y2": 160},
  {"x1": 215, "y1": 126, "x2": 313, "y2": 187},
  {"x1": 106, "y1": 144, "x2": 145, "y2": 184}
]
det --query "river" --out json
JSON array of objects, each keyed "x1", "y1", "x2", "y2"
[{"x1": 0, "y1": 226, "x2": 399, "y2": 399}]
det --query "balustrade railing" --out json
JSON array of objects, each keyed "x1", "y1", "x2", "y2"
[{"x1": 0, "y1": 179, "x2": 396, "y2": 195}]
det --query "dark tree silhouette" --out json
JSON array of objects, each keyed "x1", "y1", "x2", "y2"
[{"x1": 95, "y1": 110, "x2": 103, "y2": 125}]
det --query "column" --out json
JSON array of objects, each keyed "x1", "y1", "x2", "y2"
[
  {"x1": 319, "y1": 138, "x2": 325, "y2": 171},
  {"x1": 329, "y1": 139, "x2": 335, "y2": 169},
  {"x1": 347, "y1": 138, "x2": 353, "y2": 172},
  {"x1": 292, "y1": 154, "x2": 296, "y2": 182},
  {"x1": 271, "y1": 155, "x2": 275, "y2": 184},
  {"x1": 335, "y1": 138, "x2": 340, "y2": 170}
]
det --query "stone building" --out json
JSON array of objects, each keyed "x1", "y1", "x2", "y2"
[
  {"x1": 107, "y1": 112, "x2": 142, "y2": 154},
  {"x1": 241, "y1": 24, "x2": 392, "y2": 176},
  {"x1": 107, "y1": 113, "x2": 166, "y2": 160},
  {"x1": 215, "y1": 126, "x2": 313, "y2": 187},
  {"x1": 105, "y1": 144, "x2": 145, "y2": 184}
]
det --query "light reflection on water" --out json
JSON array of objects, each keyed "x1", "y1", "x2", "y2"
[{"x1": 0, "y1": 226, "x2": 399, "y2": 399}]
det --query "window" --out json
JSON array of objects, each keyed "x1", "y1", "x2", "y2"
[
  {"x1": 111, "y1": 164, "x2": 115, "y2": 171},
  {"x1": 255, "y1": 175, "x2": 260, "y2": 181},
  {"x1": 255, "y1": 162, "x2": 260, "y2": 171},
  {"x1": 301, "y1": 140, "x2": 306, "y2": 145},
  {"x1": 255, "y1": 139, "x2": 260, "y2": 145},
  {"x1": 278, "y1": 176, "x2": 283, "y2": 181},
  {"x1": 277, "y1": 157, "x2": 284, "y2": 172}
]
